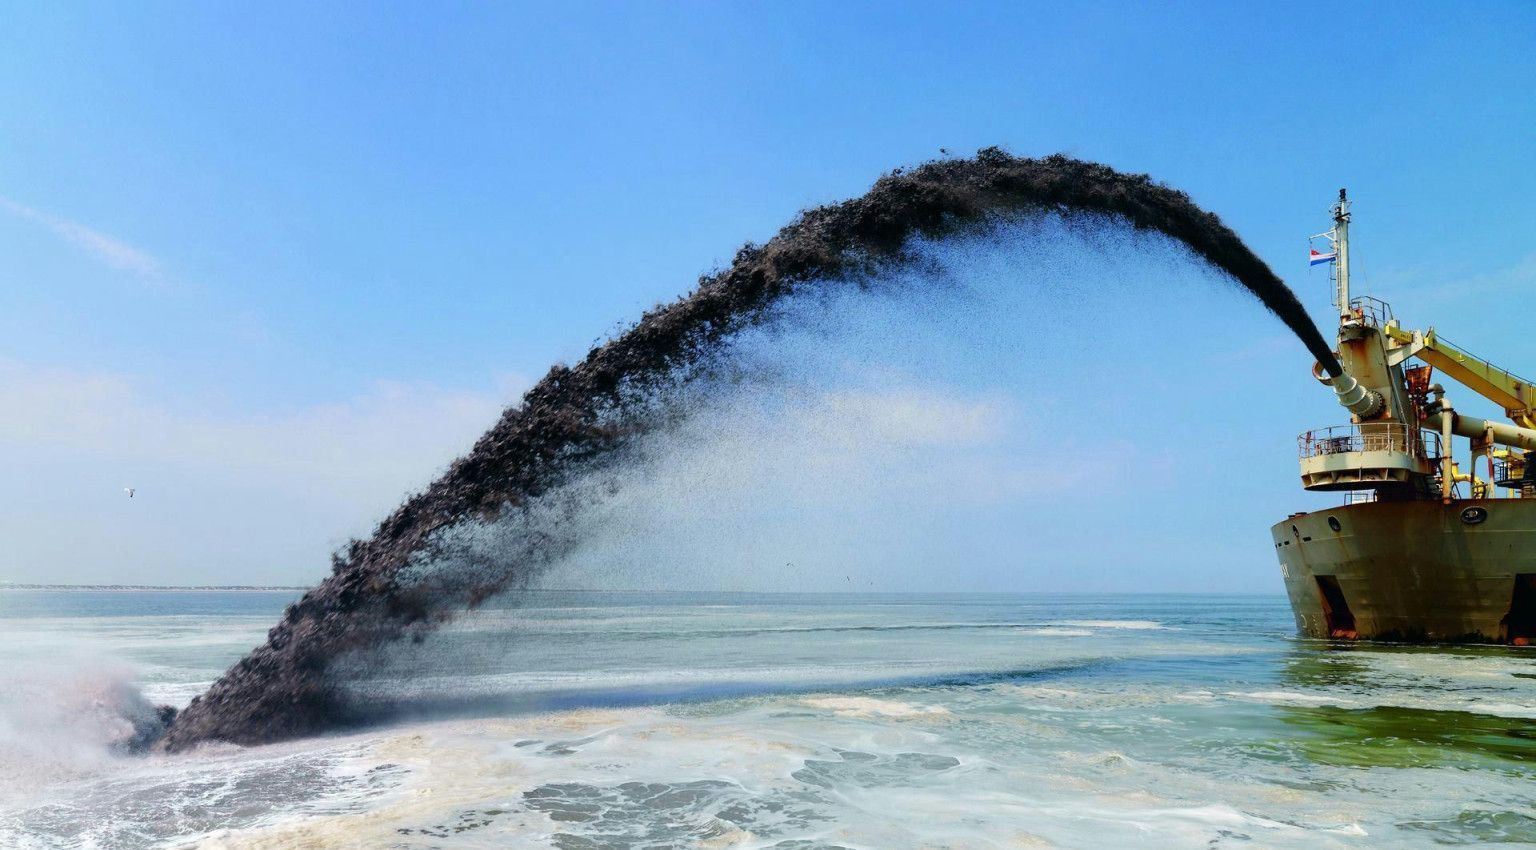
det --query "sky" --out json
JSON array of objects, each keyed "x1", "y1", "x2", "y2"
[{"x1": 1, "y1": 1, "x2": 1533, "y2": 588}]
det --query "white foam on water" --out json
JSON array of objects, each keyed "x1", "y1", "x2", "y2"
[
  {"x1": 1228, "y1": 684, "x2": 1536, "y2": 719},
  {"x1": 1173, "y1": 689, "x2": 1215, "y2": 702},
  {"x1": 1226, "y1": 690, "x2": 1350, "y2": 707},
  {"x1": 186, "y1": 681, "x2": 1509, "y2": 850},
  {"x1": 174, "y1": 703, "x2": 1275, "y2": 849},
  {"x1": 7, "y1": 673, "x2": 1529, "y2": 849},
  {"x1": 1048, "y1": 620, "x2": 1167, "y2": 630},
  {"x1": 800, "y1": 696, "x2": 952, "y2": 719}
]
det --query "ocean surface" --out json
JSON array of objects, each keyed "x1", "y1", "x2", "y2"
[{"x1": 1, "y1": 590, "x2": 1534, "y2": 849}]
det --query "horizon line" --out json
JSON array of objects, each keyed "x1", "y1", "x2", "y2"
[{"x1": 0, "y1": 583, "x2": 1284, "y2": 595}]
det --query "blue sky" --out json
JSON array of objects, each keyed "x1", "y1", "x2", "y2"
[{"x1": 2, "y1": 2, "x2": 1533, "y2": 587}]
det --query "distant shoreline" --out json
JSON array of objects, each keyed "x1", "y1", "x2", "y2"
[{"x1": 0, "y1": 584, "x2": 308, "y2": 592}]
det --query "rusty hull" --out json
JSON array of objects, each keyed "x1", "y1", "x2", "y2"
[{"x1": 1274, "y1": 499, "x2": 1536, "y2": 643}]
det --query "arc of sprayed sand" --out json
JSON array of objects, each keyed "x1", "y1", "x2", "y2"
[{"x1": 157, "y1": 148, "x2": 1339, "y2": 751}]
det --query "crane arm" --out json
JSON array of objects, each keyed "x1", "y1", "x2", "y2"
[{"x1": 1384, "y1": 325, "x2": 1536, "y2": 427}]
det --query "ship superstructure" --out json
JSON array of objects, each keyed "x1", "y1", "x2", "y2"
[{"x1": 1275, "y1": 191, "x2": 1536, "y2": 643}]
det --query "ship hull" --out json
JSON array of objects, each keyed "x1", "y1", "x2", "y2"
[{"x1": 1273, "y1": 500, "x2": 1536, "y2": 643}]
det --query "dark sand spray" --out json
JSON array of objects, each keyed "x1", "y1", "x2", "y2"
[{"x1": 157, "y1": 149, "x2": 1338, "y2": 751}]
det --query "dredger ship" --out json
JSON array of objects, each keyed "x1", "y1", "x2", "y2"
[{"x1": 1275, "y1": 191, "x2": 1536, "y2": 644}]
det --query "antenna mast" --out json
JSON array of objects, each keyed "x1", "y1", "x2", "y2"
[{"x1": 1331, "y1": 188, "x2": 1351, "y2": 315}]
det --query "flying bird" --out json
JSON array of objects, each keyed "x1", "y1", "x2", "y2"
[{"x1": 124, "y1": 487, "x2": 135, "y2": 498}]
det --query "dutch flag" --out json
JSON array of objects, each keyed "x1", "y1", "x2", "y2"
[{"x1": 1310, "y1": 248, "x2": 1336, "y2": 267}]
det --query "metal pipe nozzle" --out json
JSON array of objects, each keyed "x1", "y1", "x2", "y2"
[{"x1": 1313, "y1": 362, "x2": 1385, "y2": 419}]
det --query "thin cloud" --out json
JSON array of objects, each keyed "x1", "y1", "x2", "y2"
[
  {"x1": 0, "y1": 358, "x2": 524, "y2": 584},
  {"x1": 0, "y1": 196, "x2": 162, "y2": 277},
  {"x1": 1374, "y1": 250, "x2": 1536, "y2": 307}
]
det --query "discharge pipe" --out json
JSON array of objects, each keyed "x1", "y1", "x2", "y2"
[
  {"x1": 1424, "y1": 408, "x2": 1536, "y2": 452},
  {"x1": 1312, "y1": 362, "x2": 1385, "y2": 419}
]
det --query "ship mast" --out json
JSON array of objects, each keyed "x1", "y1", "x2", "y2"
[{"x1": 1331, "y1": 188, "x2": 1351, "y2": 316}]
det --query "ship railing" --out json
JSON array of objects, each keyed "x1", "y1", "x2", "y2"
[
  {"x1": 1347, "y1": 296, "x2": 1393, "y2": 328},
  {"x1": 1493, "y1": 459, "x2": 1532, "y2": 491},
  {"x1": 1343, "y1": 491, "x2": 1378, "y2": 505},
  {"x1": 1297, "y1": 423, "x2": 1441, "y2": 461}
]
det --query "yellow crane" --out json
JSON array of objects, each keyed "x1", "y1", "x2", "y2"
[{"x1": 1381, "y1": 325, "x2": 1536, "y2": 429}]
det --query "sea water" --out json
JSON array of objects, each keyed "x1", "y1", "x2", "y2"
[{"x1": 1, "y1": 590, "x2": 1533, "y2": 848}]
